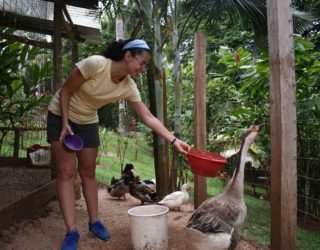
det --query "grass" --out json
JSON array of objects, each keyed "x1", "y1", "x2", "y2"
[
  {"x1": 297, "y1": 227, "x2": 320, "y2": 250},
  {"x1": 243, "y1": 195, "x2": 271, "y2": 247},
  {"x1": 95, "y1": 129, "x2": 155, "y2": 184}
]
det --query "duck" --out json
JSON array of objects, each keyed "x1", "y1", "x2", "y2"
[
  {"x1": 110, "y1": 176, "x2": 120, "y2": 185},
  {"x1": 107, "y1": 174, "x2": 130, "y2": 200},
  {"x1": 142, "y1": 179, "x2": 156, "y2": 191},
  {"x1": 158, "y1": 183, "x2": 191, "y2": 210},
  {"x1": 129, "y1": 181, "x2": 159, "y2": 205},
  {"x1": 107, "y1": 163, "x2": 136, "y2": 199},
  {"x1": 185, "y1": 124, "x2": 263, "y2": 250},
  {"x1": 123, "y1": 163, "x2": 134, "y2": 177},
  {"x1": 109, "y1": 163, "x2": 135, "y2": 186},
  {"x1": 134, "y1": 178, "x2": 156, "y2": 192}
]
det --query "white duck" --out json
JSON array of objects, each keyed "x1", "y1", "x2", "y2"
[
  {"x1": 158, "y1": 183, "x2": 191, "y2": 210},
  {"x1": 185, "y1": 124, "x2": 263, "y2": 250}
]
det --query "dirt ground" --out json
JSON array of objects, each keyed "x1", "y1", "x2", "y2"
[{"x1": 0, "y1": 183, "x2": 266, "y2": 250}]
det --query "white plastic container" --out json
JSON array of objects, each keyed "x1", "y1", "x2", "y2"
[{"x1": 128, "y1": 205, "x2": 169, "y2": 250}]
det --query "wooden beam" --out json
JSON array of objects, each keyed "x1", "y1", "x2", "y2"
[
  {"x1": 53, "y1": 0, "x2": 63, "y2": 93},
  {"x1": 0, "y1": 11, "x2": 55, "y2": 36},
  {"x1": 193, "y1": 32, "x2": 207, "y2": 208},
  {"x1": 72, "y1": 42, "x2": 78, "y2": 66},
  {"x1": 267, "y1": 0, "x2": 297, "y2": 249},
  {"x1": 0, "y1": 33, "x2": 53, "y2": 49},
  {"x1": 0, "y1": 11, "x2": 86, "y2": 43},
  {"x1": 61, "y1": 5, "x2": 83, "y2": 43}
]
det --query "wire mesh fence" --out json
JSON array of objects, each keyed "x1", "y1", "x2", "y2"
[
  {"x1": 297, "y1": 134, "x2": 320, "y2": 222},
  {"x1": 0, "y1": 127, "x2": 49, "y2": 158},
  {"x1": 221, "y1": 127, "x2": 320, "y2": 223},
  {"x1": 0, "y1": 111, "x2": 319, "y2": 222}
]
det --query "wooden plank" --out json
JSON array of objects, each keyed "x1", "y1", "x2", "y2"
[
  {"x1": 267, "y1": 0, "x2": 297, "y2": 249},
  {"x1": 0, "y1": 33, "x2": 54, "y2": 49},
  {"x1": 193, "y1": 32, "x2": 207, "y2": 208},
  {"x1": 13, "y1": 129, "x2": 20, "y2": 158},
  {"x1": 0, "y1": 179, "x2": 57, "y2": 232},
  {"x1": 0, "y1": 157, "x2": 28, "y2": 167},
  {"x1": 0, "y1": 127, "x2": 46, "y2": 131}
]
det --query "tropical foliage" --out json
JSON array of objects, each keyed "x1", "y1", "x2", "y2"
[{"x1": 0, "y1": 28, "x2": 52, "y2": 128}]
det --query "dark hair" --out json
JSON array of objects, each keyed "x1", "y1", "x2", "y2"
[{"x1": 102, "y1": 39, "x2": 151, "y2": 61}]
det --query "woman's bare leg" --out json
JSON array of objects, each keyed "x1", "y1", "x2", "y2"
[
  {"x1": 76, "y1": 148, "x2": 98, "y2": 223},
  {"x1": 51, "y1": 141, "x2": 77, "y2": 232}
]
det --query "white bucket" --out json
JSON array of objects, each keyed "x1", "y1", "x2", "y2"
[{"x1": 128, "y1": 205, "x2": 169, "y2": 250}]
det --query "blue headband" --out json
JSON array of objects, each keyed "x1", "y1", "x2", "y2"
[{"x1": 122, "y1": 39, "x2": 150, "y2": 51}]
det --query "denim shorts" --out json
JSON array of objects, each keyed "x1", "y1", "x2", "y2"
[{"x1": 46, "y1": 111, "x2": 100, "y2": 148}]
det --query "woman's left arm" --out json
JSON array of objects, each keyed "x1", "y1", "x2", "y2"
[{"x1": 129, "y1": 101, "x2": 190, "y2": 155}]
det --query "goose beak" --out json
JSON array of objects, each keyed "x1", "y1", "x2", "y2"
[{"x1": 187, "y1": 186, "x2": 193, "y2": 192}]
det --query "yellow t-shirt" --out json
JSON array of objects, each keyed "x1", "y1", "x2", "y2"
[{"x1": 48, "y1": 56, "x2": 141, "y2": 124}]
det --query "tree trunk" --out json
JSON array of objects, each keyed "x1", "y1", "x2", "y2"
[
  {"x1": 133, "y1": 0, "x2": 169, "y2": 195},
  {"x1": 169, "y1": 0, "x2": 182, "y2": 192},
  {"x1": 116, "y1": 18, "x2": 127, "y2": 135},
  {"x1": 153, "y1": 2, "x2": 169, "y2": 196}
]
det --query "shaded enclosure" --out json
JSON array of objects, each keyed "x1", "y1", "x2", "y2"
[
  {"x1": 0, "y1": 118, "x2": 56, "y2": 231},
  {"x1": 0, "y1": 157, "x2": 56, "y2": 232}
]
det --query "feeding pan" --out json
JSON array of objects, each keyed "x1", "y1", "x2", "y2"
[
  {"x1": 187, "y1": 148, "x2": 227, "y2": 177},
  {"x1": 63, "y1": 134, "x2": 84, "y2": 152}
]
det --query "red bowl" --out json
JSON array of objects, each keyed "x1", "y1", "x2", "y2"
[{"x1": 187, "y1": 149, "x2": 227, "y2": 177}]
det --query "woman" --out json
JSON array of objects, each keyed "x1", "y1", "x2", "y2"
[{"x1": 46, "y1": 39, "x2": 190, "y2": 250}]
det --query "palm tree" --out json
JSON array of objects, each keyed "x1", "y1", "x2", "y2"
[{"x1": 179, "y1": 0, "x2": 267, "y2": 49}]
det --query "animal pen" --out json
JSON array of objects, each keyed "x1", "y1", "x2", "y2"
[{"x1": 0, "y1": 124, "x2": 56, "y2": 232}]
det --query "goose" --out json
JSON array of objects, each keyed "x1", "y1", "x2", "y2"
[
  {"x1": 185, "y1": 124, "x2": 263, "y2": 250},
  {"x1": 158, "y1": 183, "x2": 191, "y2": 210}
]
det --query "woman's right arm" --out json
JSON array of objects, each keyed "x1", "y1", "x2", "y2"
[{"x1": 59, "y1": 66, "x2": 87, "y2": 142}]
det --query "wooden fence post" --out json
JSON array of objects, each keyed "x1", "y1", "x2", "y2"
[
  {"x1": 267, "y1": 0, "x2": 297, "y2": 249},
  {"x1": 193, "y1": 32, "x2": 207, "y2": 208},
  {"x1": 13, "y1": 128, "x2": 20, "y2": 157}
]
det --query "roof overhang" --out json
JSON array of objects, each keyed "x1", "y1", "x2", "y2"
[
  {"x1": 0, "y1": 0, "x2": 101, "y2": 44},
  {"x1": 43, "y1": 0, "x2": 99, "y2": 10}
]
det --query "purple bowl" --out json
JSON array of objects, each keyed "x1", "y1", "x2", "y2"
[{"x1": 63, "y1": 134, "x2": 84, "y2": 152}]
